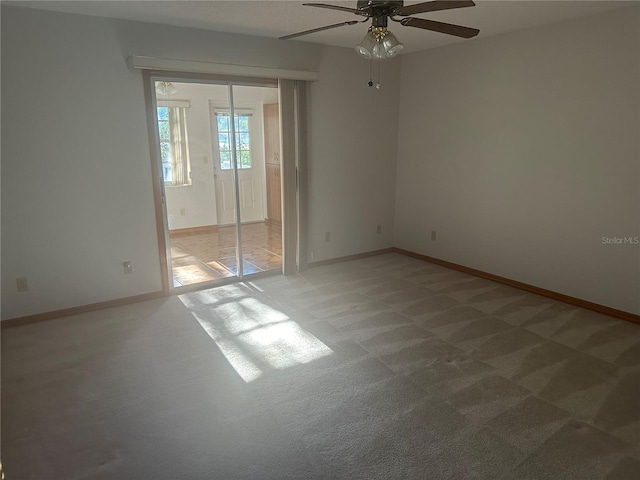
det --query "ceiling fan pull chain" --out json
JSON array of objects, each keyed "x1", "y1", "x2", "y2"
[
  {"x1": 376, "y1": 60, "x2": 381, "y2": 89},
  {"x1": 368, "y1": 58, "x2": 374, "y2": 87}
]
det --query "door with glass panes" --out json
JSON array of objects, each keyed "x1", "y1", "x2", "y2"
[{"x1": 211, "y1": 106, "x2": 263, "y2": 225}]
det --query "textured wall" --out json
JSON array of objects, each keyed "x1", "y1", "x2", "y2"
[
  {"x1": 394, "y1": 6, "x2": 640, "y2": 314},
  {"x1": 307, "y1": 48, "x2": 400, "y2": 262}
]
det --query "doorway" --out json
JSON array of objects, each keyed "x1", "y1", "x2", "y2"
[
  {"x1": 210, "y1": 99, "x2": 266, "y2": 225},
  {"x1": 150, "y1": 78, "x2": 283, "y2": 288}
]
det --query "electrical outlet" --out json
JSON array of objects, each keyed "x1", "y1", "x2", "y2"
[
  {"x1": 431, "y1": 230, "x2": 437, "y2": 241},
  {"x1": 16, "y1": 277, "x2": 28, "y2": 292},
  {"x1": 180, "y1": 208, "x2": 186, "y2": 216},
  {"x1": 325, "y1": 231, "x2": 331, "y2": 242},
  {"x1": 377, "y1": 224, "x2": 382, "y2": 234},
  {"x1": 123, "y1": 261, "x2": 134, "y2": 275}
]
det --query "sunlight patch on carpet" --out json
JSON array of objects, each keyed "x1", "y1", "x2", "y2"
[{"x1": 181, "y1": 294, "x2": 333, "y2": 382}]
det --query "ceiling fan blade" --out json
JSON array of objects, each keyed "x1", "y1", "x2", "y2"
[
  {"x1": 400, "y1": 17, "x2": 479, "y2": 38},
  {"x1": 396, "y1": 1, "x2": 475, "y2": 16},
  {"x1": 279, "y1": 20, "x2": 360, "y2": 40},
  {"x1": 302, "y1": 3, "x2": 368, "y2": 16}
]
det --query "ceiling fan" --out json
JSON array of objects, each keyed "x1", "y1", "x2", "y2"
[{"x1": 280, "y1": 1, "x2": 479, "y2": 60}]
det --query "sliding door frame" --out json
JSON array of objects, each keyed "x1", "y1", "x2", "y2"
[
  {"x1": 278, "y1": 80, "x2": 309, "y2": 274},
  {"x1": 141, "y1": 70, "x2": 305, "y2": 293}
]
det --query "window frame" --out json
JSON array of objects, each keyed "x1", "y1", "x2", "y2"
[{"x1": 212, "y1": 107, "x2": 254, "y2": 171}]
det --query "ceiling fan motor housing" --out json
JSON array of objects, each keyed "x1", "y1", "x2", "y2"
[
  {"x1": 356, "y1": 0, "x2": 404, "y2": 11},
  {"x1": 357, "y1": 0, "x2": 404, "y2": 27}
]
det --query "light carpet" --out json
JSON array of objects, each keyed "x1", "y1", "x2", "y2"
[{"x1": 2, "y1": 253, "x2": 639, "y2": 479}]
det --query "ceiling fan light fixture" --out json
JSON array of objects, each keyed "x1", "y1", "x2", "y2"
[
  {"x1": 156, "y1": 81, "x2": 178, "y2": 96},
  {"x1": 355, "y1": 29, "x2": 377, "y2": 59},
  {"x1": 355, "y1": 44, "x2": 372, "y2": 59},
  {"x1": 357, "y1": 26, "x2": 403, "y2": 61},
  {"x1": 372, "y1": 41, "x2": 386, "y2": 60},
  {"x1": 382, "y1": 31, "x2": 404, "y2": 58}
]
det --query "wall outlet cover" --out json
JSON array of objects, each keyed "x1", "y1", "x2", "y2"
[{"x1": 16, "y1": 277, "x2": 28, "y2": 292}]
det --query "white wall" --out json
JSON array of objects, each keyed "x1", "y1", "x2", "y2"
[
  {"x1": 1, "y1": 5, "x2": 399, "y2": 319},
  {"x1": 394, "y1": 6, "x2": 640, "y2": 314},
  {"x1": 307, "y1": 48, "x2": 400, "y2": 261}
]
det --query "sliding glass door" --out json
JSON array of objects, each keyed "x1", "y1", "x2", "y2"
[{"x1": 148, "y1": 76, "x2": 282, "y2": 290}]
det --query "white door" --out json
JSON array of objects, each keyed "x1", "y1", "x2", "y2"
[{"x1": 211, "y1": 106, "x2": 264, "y2": 225}]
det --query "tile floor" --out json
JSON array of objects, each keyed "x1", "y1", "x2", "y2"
[{"x1": 170, "y1": 222, "x2": 282, "y2": 286}]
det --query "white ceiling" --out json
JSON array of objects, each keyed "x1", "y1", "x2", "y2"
[{"x1": 6, "y1": 1, "x2": 634, "y2": 54}]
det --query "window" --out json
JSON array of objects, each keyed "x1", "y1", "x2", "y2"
[
  {"x1": 157, "y1": 104, "x2": 191, "y2": 186},
  {"x1": 215, "y1": 112, "x2": 252, "y2": 170}
]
